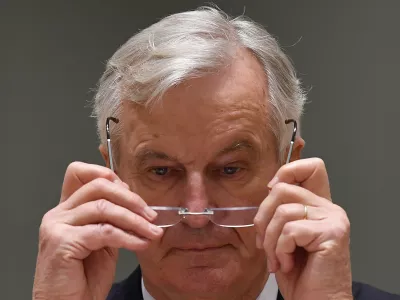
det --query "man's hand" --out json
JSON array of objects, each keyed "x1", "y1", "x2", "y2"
[
  {"x1": 254, "y1": 158, "x2": 353, "y2": 300},
  {"x1": 32, "y1": 162, "x2": 164, "y2": 300}
]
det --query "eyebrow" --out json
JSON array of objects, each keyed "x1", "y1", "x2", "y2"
[
  {"x1": 217, "y1": 139, "x2": 257, "y2": 156},
  {"x1": 133, "y1": 149, "x2": 179, "y2": 168},
  {"x1": 132, "y1": 139, "x2": 259, "y2": 168}
]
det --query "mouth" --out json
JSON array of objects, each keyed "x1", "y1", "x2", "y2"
[
  {"x1": 172, "y1": 245, "x2": 231, "y2": 253},
  {"x1": 165, "y1": 245, "x2": 235, "y2": 267}
]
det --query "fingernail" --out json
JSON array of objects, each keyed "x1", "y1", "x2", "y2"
[
  {"x1": 150, "y1": 224, "x2": 163, "y2": 235},
  {"x1": 144, "y1": 206, "x2": 157, "y2": 220},
  {"x1": 255, "y1": 233, "x2": 262, "y2": 249},
  {"x1": 123, "y1": 182, "x2": 130, "y2": 190},
  {"x1": 267, "y1": 176, "x2": 279, "y2": 189}
]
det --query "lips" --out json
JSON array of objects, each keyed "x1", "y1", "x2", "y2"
[
  {"x1": 166, "y1": 245, "x2": 235, "y2": 267},
  {"x1": 172, "y1": 245, "x2": 231, "y2": 253}
]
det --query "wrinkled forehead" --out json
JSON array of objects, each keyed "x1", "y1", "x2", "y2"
[{"x1": 121, "y1": 48, "x2": 271, "y2": 139}]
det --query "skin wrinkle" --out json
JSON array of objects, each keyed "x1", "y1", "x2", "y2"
[
  {"x1": 110, "y1": 48, "x2": 301, "y2": 300},
  {"x1": 123, "y1": 109, "x2": 268, "y2": 170},
  {"x1": 123, "y1": 126, "x2": 272, "y2": 207},
  {"x1": 131, "y1": 139, "x2": 260, "y2": 182},
  {"x1": 122, "y1": 103, "x2": 273, "y2": 171}
]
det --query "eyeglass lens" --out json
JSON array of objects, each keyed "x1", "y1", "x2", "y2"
[{"x1": 149, "y1": 207, "x2": 258, "y2": 228}]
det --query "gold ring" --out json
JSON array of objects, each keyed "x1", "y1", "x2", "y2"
[{"x1": 303, "y1": 205, "x2": 308, "y2": 220}]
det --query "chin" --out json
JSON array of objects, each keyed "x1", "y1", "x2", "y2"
[
  {"x1": 161, "y1": 250, "x2": 243, "y2": 294},
  {"x1": 138, "y1": 244, "x2": 266, "y2": 296},
  {"x1": 169, "y1": 262, "x2": 242, "y2": 294}
]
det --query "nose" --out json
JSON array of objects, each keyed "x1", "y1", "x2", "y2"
[
  {"x1": 181, "y1": 211, "x2": 211, "y2": 228},
  {"x1": 180, "y1": 172, "x2": 211, "y2": 228}
]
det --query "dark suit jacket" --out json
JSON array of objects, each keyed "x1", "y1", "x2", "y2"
[{"x1": 107, "y1": 266, "x2": 400, "y2": 300}]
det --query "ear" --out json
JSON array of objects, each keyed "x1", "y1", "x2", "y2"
[
  {"x1": 99, "y1": 144, "x2": 110, "y2": 168},
  {"x1": 286, "y1": 137, "x2": 305, "y2": 162}
]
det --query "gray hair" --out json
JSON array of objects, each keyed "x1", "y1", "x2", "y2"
[{"x1": 91, "y1": 6, "x2": 306, "y2": 162}]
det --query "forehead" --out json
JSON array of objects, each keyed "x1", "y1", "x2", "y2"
[{"x1": 121, "y1": 48, "x2": 271, "y2": 149}]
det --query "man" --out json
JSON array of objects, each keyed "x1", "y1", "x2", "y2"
[{"x1": 32, "y1": 6, "x2": 399, "y2": 300}]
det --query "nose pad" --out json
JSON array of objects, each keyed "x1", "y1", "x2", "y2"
[{"x1": 181, "y1": 211, "x2": 211, "y2": 228}]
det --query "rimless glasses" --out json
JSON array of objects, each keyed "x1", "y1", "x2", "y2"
[{"x1": 105, "y1": 117, "x2": 297, "y2": 228}]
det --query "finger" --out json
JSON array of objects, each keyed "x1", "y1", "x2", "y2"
[
  {"x1": 64, "y1": 199, "x2": 163, "y2": 240},
  {"x1": 61, "y1": 162, "x2": 122, "y2": 203},
  {"x1": 268, "y1": 158, "x2": 331, "y2": 200},
  {"x1": 60, "y1": 178, "x2": 157, "y2": 221},
  {"x1": 275, "y1": 220, "x2": 318, "y2": 273},
  {"x1": 254, "y1": 183, "x2": 324, "y2": 239},
  {"x1": 72, "y1": 224, "x2": 151, "y2": 260},
  {"x1": 262, "y1": 203, "x2": 321, "y2": 272}
]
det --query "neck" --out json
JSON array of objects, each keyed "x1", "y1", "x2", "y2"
[{"x1": 143, "y1": 269, "x2": 270, "y2": 300}]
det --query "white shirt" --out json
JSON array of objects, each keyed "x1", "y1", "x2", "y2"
[{"x1": 142, "y1": 274, "x2": 278, "y2": 300}]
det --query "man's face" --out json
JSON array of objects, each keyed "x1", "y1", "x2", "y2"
[{"x1": 117, "y1": 49, "x2": 281, "y2": 295}]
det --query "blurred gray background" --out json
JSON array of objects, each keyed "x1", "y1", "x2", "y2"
[{"x1": 2, "y1": 0, "x2": 399, "y2": 298}]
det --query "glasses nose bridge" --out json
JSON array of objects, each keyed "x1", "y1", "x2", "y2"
[
  {"x1": 179, "y1": 208, "x2": 213, "y2": 228},
  {"x1": 179, "y1": 208, "x2": 213, "y2": 217}
]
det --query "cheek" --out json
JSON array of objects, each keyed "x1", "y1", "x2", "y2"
[
  {"x1": 117, "y1": 167, "x2": 181, "y2": 206},
  {"x1": 236, "y1": 228, "x2": 259, "y2": 258},
  {"x1": 135, "y1": 237, "x2": 166, "y2": 266}
]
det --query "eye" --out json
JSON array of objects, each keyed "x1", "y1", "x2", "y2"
[
  {"x1": 222, "y1": 166, "x2": 241, "y2": 175},
  {"x1": 151, "y1": 167, "x2": 170, "y2": 176}
]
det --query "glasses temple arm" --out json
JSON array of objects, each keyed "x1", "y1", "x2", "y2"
[
  {"x1": 106, "y1": 117, "x2": 119, "y2": 171},
  {"x1": 284, "y1": 119, "x2": 297, "y2": 164}
]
